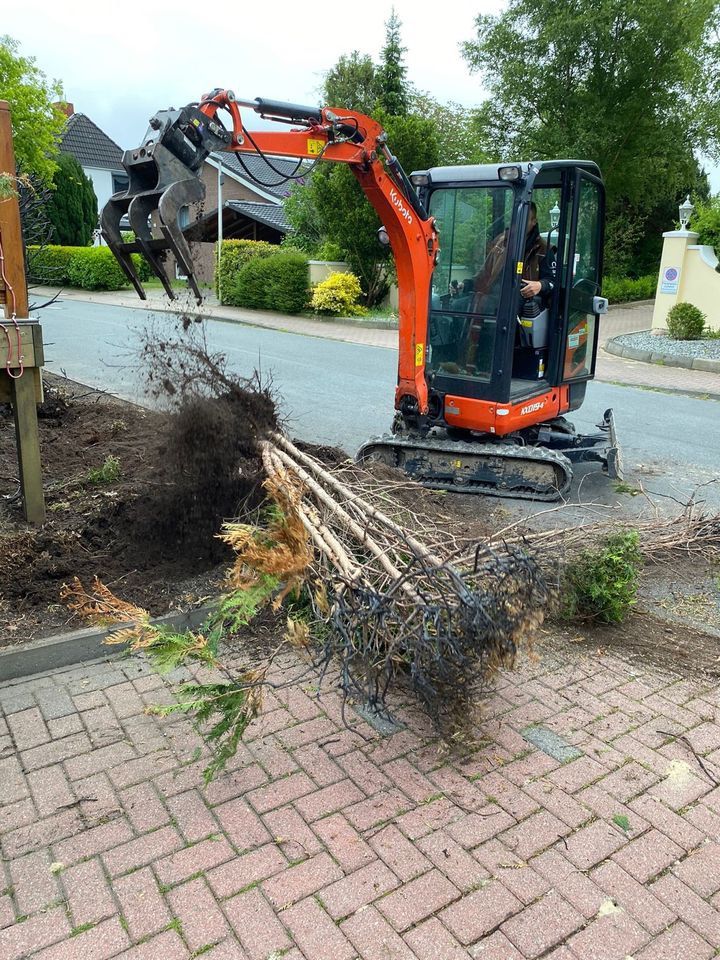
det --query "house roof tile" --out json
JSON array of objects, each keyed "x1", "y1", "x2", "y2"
[
  {"x1": 210, "y1": 151, "x2": 311, "y2": 200},
  {"x1": 59, "y1": 114, "x2": 125, "y2": 171},
  {"x1": 226, "y1": 200, "x2": 290, "y2": 232}
]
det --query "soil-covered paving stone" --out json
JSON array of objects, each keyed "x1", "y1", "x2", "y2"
[{"x1": 2, "y1": 639, "x2": 720, "y2": 958}]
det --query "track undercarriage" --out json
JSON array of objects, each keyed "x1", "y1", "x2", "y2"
[{"x1": 357, "y1": 409, "x2": 621, "y2": 501}]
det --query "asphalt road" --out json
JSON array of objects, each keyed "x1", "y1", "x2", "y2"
[{"x1": 38, "y1": 298, "x2": 720, "y2": 511}]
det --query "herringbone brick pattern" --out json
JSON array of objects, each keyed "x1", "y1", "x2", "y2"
[{"x1": 1, "y1": 644, "x2": 719, "y2": 959}]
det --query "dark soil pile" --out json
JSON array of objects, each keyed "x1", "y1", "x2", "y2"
[{"x1": 0, "y1": 375, "x2": 277, "y2": 644}]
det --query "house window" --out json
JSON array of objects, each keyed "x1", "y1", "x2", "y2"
[{"x1": 112, "y1": 172, "x2": 129, "y2": 195}]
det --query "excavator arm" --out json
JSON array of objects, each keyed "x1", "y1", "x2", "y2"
[{"x1": 101, "y1": 88, "x2": 439, "y2": 417}]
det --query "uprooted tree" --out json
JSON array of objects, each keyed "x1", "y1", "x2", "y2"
[
  {"x1": 61, "y1": 324, "x2": 720, "y2": 782},
  {"x1": 62, "y1": 324, "x2": 550, "y2": 780}
]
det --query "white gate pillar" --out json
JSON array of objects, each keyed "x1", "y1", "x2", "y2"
[{"x1": 652, "y1": 229, "x2": 699, "y2": 330}]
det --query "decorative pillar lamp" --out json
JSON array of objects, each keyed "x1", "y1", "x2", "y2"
[{"x1": 679, "y1": 195, "x2": 694, "y2": 230}]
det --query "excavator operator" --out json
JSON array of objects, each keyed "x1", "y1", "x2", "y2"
[
  {"x1": 520, "y1": 202, "x2": 557, "y2": 302},
  {"x1": 472, "y1": 202, "x2": 555, "y2": 313},
  {"x1": 460, "y1": 202, "x2": 556, "y2": 377}
]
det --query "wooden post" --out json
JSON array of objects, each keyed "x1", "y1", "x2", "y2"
[{"x1": 0, "y1": 99, "x2": 45, "y2": 523}]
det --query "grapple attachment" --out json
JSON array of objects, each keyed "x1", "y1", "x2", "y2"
[{"x1": 101, "y1": 103, "x2": 232, "y2": 303}]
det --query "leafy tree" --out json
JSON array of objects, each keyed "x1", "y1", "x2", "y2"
[
  {"x1": 282, "y1": 183, "x2": 324, "y2": 254},
  {"x1": 689, "y1": 191, "x2": 720, "y2": 256},
  {"x1": 377, "y1": 8, "x2": 409, "y2": 116},
  {"x1": 47, "y1": 153, "x2": 98, "y2": 246},
  {"x1": 323, "y1": 52, "x2": 379, "y2": 115},
  {"x1": 0, "y1": 36, "x2": 65, "y2": 185},
  {"x1": 633, "y1": 163, "x2": 710, "y2": 275},
  {"x1": 409, "y1": 89, "x2": 487, "y2": 166},
  {"x1": 461, "y1": 0, "x2": 720, "y2": 276}
]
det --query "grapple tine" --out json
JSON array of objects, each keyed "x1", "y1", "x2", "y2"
[
  {"x1": 100, "y1": 195, "x2": 148, "y2": 300},
  {"x1": 157, "y1": 178, "x2": 205, "y2": 304},
  {"x1": 128, "y1": 193, "x2": 177, "y2": 300}
]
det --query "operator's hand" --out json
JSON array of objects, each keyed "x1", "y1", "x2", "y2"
[{"x1": 521, "y1": 280, "x2": 542, "y2": 298}]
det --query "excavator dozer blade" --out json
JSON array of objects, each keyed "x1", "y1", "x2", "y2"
[{"x1": 601, "y1": 407, "x2": 623, "y2": 481}]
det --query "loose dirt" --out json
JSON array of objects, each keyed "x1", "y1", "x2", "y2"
[{"x1": 0, "y1": 374, "x2": 274, "y2": 645}]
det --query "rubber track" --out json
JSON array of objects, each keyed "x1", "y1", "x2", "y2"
[{"x1": 357, "y1": 435, "x2": 574, "y2": 501}]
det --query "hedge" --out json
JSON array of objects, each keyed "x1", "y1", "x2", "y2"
[
  {"x1": 217, "y1": 239, "x2": 277, "y2": 303},
  {"x1": 27, "y1": 245, "x2": 152, "y2": 289},
  {"x1": 233, "y1": 251, "x2": 309, "y2": 314},
  {"x1": 601, "y1": 275, "x2": 656, "y2": 304}
]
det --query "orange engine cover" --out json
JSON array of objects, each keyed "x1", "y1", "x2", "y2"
[{"x1": 443, "y1": 388, "x2": 569, "y2": 435}]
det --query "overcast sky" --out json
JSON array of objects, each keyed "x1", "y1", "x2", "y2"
[{"x1": 4, "y1": 0, "x2": 497, "y2": 149}]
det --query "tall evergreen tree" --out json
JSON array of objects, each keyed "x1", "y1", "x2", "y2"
[
  {"x1": 376, "y1": 8, "x2": 409, "y2": 116},
  {"x1": 47, "y1": 153, "x2": 98, "y2": 246}
]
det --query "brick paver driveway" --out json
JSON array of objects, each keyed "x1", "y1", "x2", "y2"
[{"x1": 1, "y1": 642, "x2": 719, "y2": 959}]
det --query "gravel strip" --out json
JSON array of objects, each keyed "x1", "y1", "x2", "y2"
[{"x1": 613, "y1": 331, "x2": 720, "y2": 360}]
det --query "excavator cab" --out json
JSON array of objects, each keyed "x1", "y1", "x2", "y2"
[
  {"x1": 416, "y1": 161, "x2": 606, "y2": 425},
  {"x1": 358, "y1": 160, "x2": 621, "y2": 498}
]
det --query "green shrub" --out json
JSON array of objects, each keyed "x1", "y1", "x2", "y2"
[
  {"x1": 87, "y1": 455, "x2": 121, "y2": 485},
  {"x1": 67, "y1": 247, "x2": 135, "y2": 290},
  {"x1": 690, "y1": 196, "x2": 720, "y2": 255},
  {"x1": 601, "y1": 275, "x2": 656, "y2": 304},
  {"x1": 666, "y1": 302, "x2": 706, "y2": 340},
  {"x1": 232, "y1": 257, "x2": 268, "y2": 309},
  {"x1": 217, "y1": 239, "x2": 276, "y2": 303},
  {"x1": 27, "y1": 245, "x2": 75, "y2": 284},
  {"x1": 563, "y1": 530, "x2": 641, "y2": 624},
  {"x1": 233, "y1": 251, "x2": 309, "y2": 314},
  {"x1": 313, "y1": 240, "x2": 346, "y2": 262},
  {"x1": 27, "y1": 245, "x2": 147, "y2": 290},
  {"x1": 310, "y1": 272, "x2": 367, "y2": 316}
]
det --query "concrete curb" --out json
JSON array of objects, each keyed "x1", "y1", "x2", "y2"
[
  {"x1": 0, "y1": 606, "x2": 213, "y2": 683},
  {"x1": 608, "y1": 299, "x2": 655, "y2": 310},
  {"x1": 31, "y1": 286, "x2": 399, "y2": 332},
  {"x1": 605, "y1": 336, "x2": 720, "y2": 373}
]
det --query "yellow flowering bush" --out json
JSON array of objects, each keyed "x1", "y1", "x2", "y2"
[{"x1": 310, "y1": 272, "x2": 367, "y2": 316}]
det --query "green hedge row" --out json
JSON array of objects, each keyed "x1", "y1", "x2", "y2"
[
  {"x1": 216, "y1": 239, "x2": 276, "y2": 300},
  {"x1": 27, "y1": 245, "x2": 152, "y2": 290},
  {"x1": 217, "y1": 240, "x2": 309, "y2": 314},
  {"x1": 602, "y1": 274, "x2": 656, "y2": 304}
]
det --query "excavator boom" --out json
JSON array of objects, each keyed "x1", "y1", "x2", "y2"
[{"x1": 101, "y1": 89, "x2": 438, "y2": 420}]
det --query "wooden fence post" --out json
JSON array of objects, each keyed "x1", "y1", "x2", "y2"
[{"x1": 0, "y1": 99, "x2": 45, "y2": 523}]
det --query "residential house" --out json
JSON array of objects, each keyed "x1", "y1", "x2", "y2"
[{"x1": 56, "y1": 104, "x2": 128, "y2": 214}]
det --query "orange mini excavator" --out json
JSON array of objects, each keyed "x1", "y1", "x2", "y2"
[{"x1": 102, "y1": 88, "x2": 621, "y2": 500}]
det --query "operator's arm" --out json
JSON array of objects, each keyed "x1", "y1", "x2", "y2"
[{"x1": 539, "y1": 244, "x2": 557, "y2": 296}]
